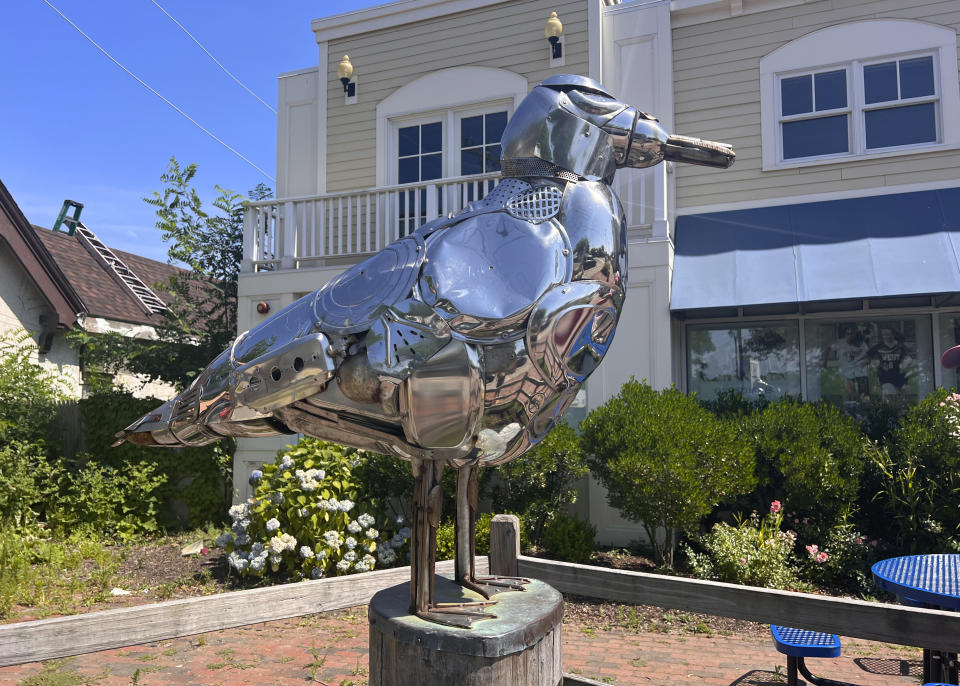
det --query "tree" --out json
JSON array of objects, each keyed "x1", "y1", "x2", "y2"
[
  {"x1": 68, "y1": 158, "x2": 272, "y2": 389},
  {"x1": 580, "y1": 379, "x2": 754, "y2": 567}
]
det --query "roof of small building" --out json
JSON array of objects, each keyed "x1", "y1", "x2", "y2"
[{"x1": 34, "y1": 225, "x2": 187, "y2": 327}]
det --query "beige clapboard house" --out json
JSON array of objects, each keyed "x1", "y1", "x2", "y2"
[{"x1": 236, "y1": 0, "x2": 960, "y2": 544}]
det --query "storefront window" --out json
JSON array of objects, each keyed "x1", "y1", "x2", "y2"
[
  {"x1": 687, "y1": 322, "x2": 800, "y2": 402},
  {"x1": 805, "y1": 316, "x2": 934, "y2": 413}
]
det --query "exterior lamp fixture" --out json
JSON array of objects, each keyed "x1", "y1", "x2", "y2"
[
  {"x1": 337, "y1": 55, "x2": 356, "y2": 98},
  {"x1": 545, "y1": 12, "x2": 563, "y2": 60}
]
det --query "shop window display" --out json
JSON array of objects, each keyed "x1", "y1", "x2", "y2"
[
  {"x1": 687, "y1": 322, "x2": 801, "y2": 402},
  {"x1": 805, "y1": 317, "x2": 933, "y2": 413}
]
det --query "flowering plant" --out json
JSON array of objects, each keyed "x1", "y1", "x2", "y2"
[
  {"x1": 216, "y1": 438, "x2": 410, "y2": 580},
  {"x1": 940, "y1": 392, "x2": 960, "y2": 439}
]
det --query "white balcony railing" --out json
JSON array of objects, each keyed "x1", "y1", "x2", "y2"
[{"x1": 242, "y1": 168, "x2": 664, "y2": 273}]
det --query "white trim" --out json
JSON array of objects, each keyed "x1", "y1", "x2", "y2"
[
  {"x1": 588, "y1": 0, "x2": 603, "y2": 82},
  {"x1": 760, "y1": 19, "x2": 960, "y2": 171},
  {"x1": 375, "y1": 67, "x2": 527, "y2": 186},
  {"x1": 670, "y1": 0, "x2": 805, "y2": 28},
  {"x1": 316, "y1": 45, "x2": 327, "y2": 195},
  {"x1": 677, "y1": 178, "x2": 960, "y2": 217},
  {"x1": 311, "y1": 0, "x2": 509, "y2": 42}
]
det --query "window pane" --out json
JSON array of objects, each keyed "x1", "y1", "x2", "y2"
[
  {"x1": 865, "y1": 103, "x2": 936, "y2": 149},
  {"x1": 781, "y1": 75, "x2": 813, "y2": 116},
  {"x1": 398, "y1": 126, "x2": 419, "y2": 157},
  {"x1": 421, "y1": 122, "x2": 443, "y2": 153},
  {"x1": 485, "y1": 111, "x2": 508, "y2": 144},
  {"x1": 686, "y1": 322, "x2": 800, "y2": 402},
  {"x1": 814, "y1": 70, "x2": 847, "y2": 111},
  {"x1": 805, "y1": 317, "x2": 933, "y2": 414},
  {"x1": 421, "y1": 153, "x2": 443, "y2": 180},
  {"x1": 398, "y1": 156, "x2": 419, "y2": 183},
  {"x1": 900, "y1": 56, "x2": 935, "y2": 99},
  {"x1": 864, "y1": 62, "x2": 898, "y2": 104},
  {"x1": 485, "y1": 144, "x2": 502, "y2": 172},
  {"x1": 782, "y1": 115, "x2": 848, "y2": 159},
  {"x1": 461, "y1": 115, "x2": 483, "y2": 148},
  {"x1": 461, "y1": 148, "x2": 483, "y2": 175}
]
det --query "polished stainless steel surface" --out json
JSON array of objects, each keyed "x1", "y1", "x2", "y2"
[{"x1": 114, "y1": 75, "x2": 734, "y2": 627}]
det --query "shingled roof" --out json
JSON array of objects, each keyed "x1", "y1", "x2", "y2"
[{"x1": 34, "y1": 226, "x2": 187, "y2": 327}]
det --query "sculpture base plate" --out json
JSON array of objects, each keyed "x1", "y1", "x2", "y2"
[{"x1": 368, "y1": 576, "x2": 563, "y2": 685}]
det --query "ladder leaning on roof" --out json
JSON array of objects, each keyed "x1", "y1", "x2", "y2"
[{"x1": 52, "y1": 200, "x2": 168, "y2": 316}]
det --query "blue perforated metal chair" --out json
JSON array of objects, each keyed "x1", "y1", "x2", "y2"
[{"x1": 770, "y1": 625, "x2": 853, "y2": 686}]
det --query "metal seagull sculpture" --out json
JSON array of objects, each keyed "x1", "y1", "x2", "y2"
[{"x1": 115, "y1": 75, "x2": 734, "y2": 627}]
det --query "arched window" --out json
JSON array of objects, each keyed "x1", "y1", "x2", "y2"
[{"x1": 759, "y1": 20, "x2": 960, "y2": 170}]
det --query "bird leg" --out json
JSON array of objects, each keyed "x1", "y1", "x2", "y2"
[
  {"x1": 454, "y1": 462, "x2": 529, "y2": 598},
  {"x1": 410, "y1": 457, "x2": 494, "y2": 628}
]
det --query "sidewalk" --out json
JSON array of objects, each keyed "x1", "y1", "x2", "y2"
[{"x1": 0, "y1": 607, "x2": 922, "y2": 685}]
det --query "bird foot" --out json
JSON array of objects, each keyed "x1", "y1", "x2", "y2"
[
  {"x1": 457, "y1": 575, "x2": 530, "y2": 599},
  {"x1": 416, "y1": 600, "x2": 497, "y2": 628}
]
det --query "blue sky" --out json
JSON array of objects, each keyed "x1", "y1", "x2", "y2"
[{"x1": 2, "y1": 0, "x2": 381, "y2": 262}]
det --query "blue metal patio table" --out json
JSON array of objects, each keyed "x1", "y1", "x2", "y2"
[{"x1": 872, "y1": 554, "x2": 960, "y2": 684}]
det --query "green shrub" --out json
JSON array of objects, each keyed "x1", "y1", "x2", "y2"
[
  {"x1": 742, "y1": 398, "x2": 867, "y2": 538},
  {"x1": 685, "y1": 504, "x2": 805, "y2": 590},
  {"x1": 48, "y1": 459, "x2": 166, "y2": 541},
  {"x1": 792, "y1": 515, "x2": 879, "y2": 594},
  {"x1": 541, "y1": 511, "x2": 595, "y2": 564},
  {"x1": 0, "y1": 442, "x2": 61, "y2": 535},
  {"x1": 217, "y1": 438, "x2": 409, "y2": 579},
  {"x1": 875, "y1": 389, "x2": 960, "y2": 552},
  {"x1": 78, "y1": 389, "x2": 232, "y2": 529},
  {"x1": 490, "y1": 421, "x2": 588, "y2": 547},
  {"x1": 0, "y1": 330, "x2": 70, "y2": 448},
  {"x1": 435, "y1": 512, "x2": 496, "y2": 561},
  {"x1": 581, "y1": 379, "x2": 755, "y2": 567}
]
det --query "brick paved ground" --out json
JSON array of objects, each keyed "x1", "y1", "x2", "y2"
[{"x1": 0, "y1": 608, "x2": 923, "y2": 685}]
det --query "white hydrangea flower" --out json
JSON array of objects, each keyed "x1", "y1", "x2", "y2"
[
  {"x1": 232, "y1": 519, "x2": 250, "y2": 534},
  {"x1": 299, "y1": 508, "x2": 310, "y2": 518},
  {"x1": 316, "y1": 549, "x2": 328, "y2": 560},
  {"x1": 228, "y1": 503, "x2": 249, "y2": 521},
  {"x1": 248, "y1": 556, "x2": 266, "y2": 572},
  {"x1": 269, "y1": 553, "x2": 282, "y2": 566},
  {"x1": 339, "y1": 499, "x2": 355, "y2": 512},
  {"x1": 365, "y1": 528, "x2": 379, "y2": 540},
  {"x1": 345, "y1": 536, "x2": 357, "y2": 550},
  {"x1": 268, "y1": 536, "x2": 287, "y2": 555},
  {"x1": 323, "y1": 531, "x2": 341, "y2": 547},
  {"x1": 265, "y1": 518, "x2": 281, "y2": 532},
  {"x1": 363, "y1": 554, "x2": 375, "y2": 566},
  {"x1": 337, "y1": 559, "x2": 351, "y2": 572},
  {"x1": 310, "y1": 567, "x2": 324, "y2": 579},
  {"x1": 344, "y1": 550, "x2": 357, "y2": 562},
  {"x1": 358, "y1": 513, "x2": 375, "y2": 529},
  {"x1": 269, "y1": 492, "x2": 284, "y2": 505},
  {"x1": 299, "y1": 546, "x2": 315, "y2": 559},
  {"x1": 227, "y1": 551, "x2": 249, "y2": 571},
  {"x1": 377, "y1": 547, "x2": 397, "y2": 565},
  {"x1": 354, "y1": 559, "x2": 370, "y2": 572},
  {"x1": 250, "y1": 542, "x2": 265, "y2": 556},
  {"x1": 280, "y1": 455, "x2": 295, "y2": 470},
  {"x1": 347, "y1": 520, "x2": 362, "y2": 534}
]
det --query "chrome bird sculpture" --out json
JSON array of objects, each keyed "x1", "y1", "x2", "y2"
[{"x1": 115, "y1": 75, "x2": 734, "y2": 627}]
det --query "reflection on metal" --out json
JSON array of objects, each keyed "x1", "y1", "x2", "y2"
[{"x1": 114, "y1": 75, "x2": 734, "y2": 628}]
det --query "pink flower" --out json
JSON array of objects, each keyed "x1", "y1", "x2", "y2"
[
  {"x1": 871, "y1": 539, "x2": 878, "y2": 547},
  {"x1": 770, "y1": 500, "x2": 782, "y2": 514},
  {"x1": 201, "y1": 547, "x2": 209, "y2": 555},
  {"x1": 794, "y1": 518, "x2": 800, "y2": 525},
  {"x1": 856, "y1": 537, "x2": 864, "y2": 545},
  {"x1": 739, "y1": 557, "x2": 747, "y2": 566},
  {"x1": 816, "y1": 552, "x2": 829, "y2": 563},
  {"x1": 941, "y1": 402, "x2": 947, "y2": 407},
  {"x1": 802, "y1": 518, "x2": 809, "y2": 525},
  {"x1": 806, "y1": 544, "x2": 818, "y2": 557}
]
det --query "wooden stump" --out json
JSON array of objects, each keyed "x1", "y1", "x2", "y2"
[{"x1": 368, "y1": 576, "x2": 563, "y2": 686}]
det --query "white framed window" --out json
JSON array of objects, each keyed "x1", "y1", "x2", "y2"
[{"x1": 760, "y1": 20, "x2": 960, "y2": 170}]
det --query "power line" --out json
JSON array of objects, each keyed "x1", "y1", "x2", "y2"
[
  {"x1": 39, "y1": 0, "x2": 275, "y2": 182},
  {"x1": 148, "y1": 0, "x2": 277, "y2": 115}
]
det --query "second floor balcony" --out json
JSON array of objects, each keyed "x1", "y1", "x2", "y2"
[{"x1": 241, "y1": 168, "x2": 668, "y2": 274}]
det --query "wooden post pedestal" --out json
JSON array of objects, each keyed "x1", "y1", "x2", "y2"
[{"x1": 368, "y1": 576, "x2": 563, "y2": 686}]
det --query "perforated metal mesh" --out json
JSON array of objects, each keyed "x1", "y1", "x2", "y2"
[
  {"x1": 506, "y1": 186, "x2": 563, "y2": 223},
  {"x1": 501, "y1": 157, "x2": 579, "y2": 182},
  {"x1": 771, "y1": 625, "x2": 841, "y2": 657}
]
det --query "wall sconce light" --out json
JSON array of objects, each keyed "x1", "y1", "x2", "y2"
[
  {"x1": 256, "y1": 301, "x2": 270, "y2": 315},
  {"x1": 545, "y1": 12, "x2": 563, "y2": 61},
  {"x1": 337, "y1": 55, "x2": 356, "y2": 98}
]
